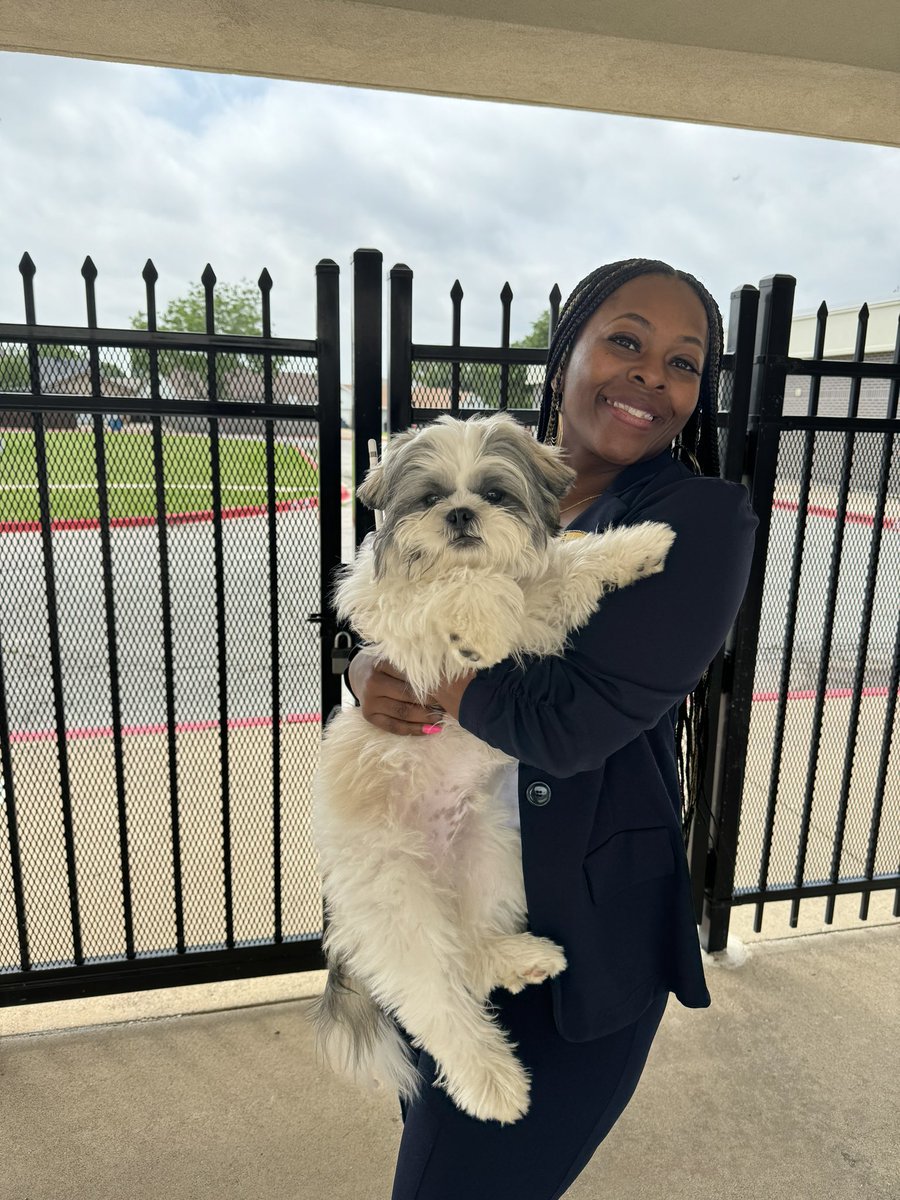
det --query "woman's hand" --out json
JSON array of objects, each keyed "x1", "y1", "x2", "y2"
[
  {"x1": 427, "y1": 671, "x2": 476, "y2": 722},
  {"x1": 347, "y1": 652, "x2": 441, "y2": 736},
  {"x1": 347, "y1": 652, "x2": 476, "y2": 735}
]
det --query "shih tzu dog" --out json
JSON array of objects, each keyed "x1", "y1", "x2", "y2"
[{"x1": 308, "y1": 412, "x2": 674, "y2": 1125}]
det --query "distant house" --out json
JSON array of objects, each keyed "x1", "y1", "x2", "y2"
[
  {"x1": 410, "y1": 384, "x2": 480, "y2": 410},
  {"x1": 222, "y1": 366, "x2": 319, "y2": 404}
]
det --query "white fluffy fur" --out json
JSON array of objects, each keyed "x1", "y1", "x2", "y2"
[{"x1": 308, "y1": 413, "x2": 674, "y2": 1124}]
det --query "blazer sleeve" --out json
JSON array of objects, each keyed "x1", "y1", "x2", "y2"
[{"x1": 457, "y1": 475, "x2": 758, "y2": 778}]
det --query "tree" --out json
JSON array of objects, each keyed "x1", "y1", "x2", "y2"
[
  {"x1": 0, "y1": 344, "x2": 123, "y2": 392},
  {"x1": 131, "y1": 279, "x2": 263, "y2": 337},
  {"x1": 515, "y1": 309, "x2": 550, "y2": 351},
  {"x1": 412, "y1": 309, "x2": 551, "y2": 410},
  {"x1": 0, "y1": 348, "x2": 32, "y2": 392},
  {"x1": 129, "y1": 279, "x2": 267, "y2": 397},
  {"x1": 507, "y1": 309, "x2": 551, "y2": 408}
]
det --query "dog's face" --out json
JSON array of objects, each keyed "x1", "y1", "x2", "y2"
[{"x1": 357, "y1": 413, "x2": 576, "y2": 579}]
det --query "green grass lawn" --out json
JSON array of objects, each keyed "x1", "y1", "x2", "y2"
[{"x1": 0, "y1": 429, "x2": 319, "y2": 523}]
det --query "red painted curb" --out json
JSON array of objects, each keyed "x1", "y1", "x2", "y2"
[
  {"x1": 751, "y1": 685, "x2": 896, "y2": 703},
  {"x1": 772, "y1": 497, "x2": 900, "y2": 531},
  {"x1": 0, "y1": 487, "x2": 351, "y2": 534},
  {"x1": 10, "y1": 688, "x2": 898, "y2": 745},
  {"x1": 9, "y1": 710, "x2": 322, "y2": 744}
]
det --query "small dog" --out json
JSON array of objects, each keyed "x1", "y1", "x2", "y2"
[{"x1": 308, "y1": 413, "x2": 674, "y2": 1124}]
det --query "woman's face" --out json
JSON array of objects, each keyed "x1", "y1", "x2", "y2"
[{"x1": 559, "y1": 273, "x2": 709, "y2": 474}]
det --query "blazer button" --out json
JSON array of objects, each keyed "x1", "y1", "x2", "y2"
[{"x1": 525, "y1": 781, "x2": 552, "y2": 807}]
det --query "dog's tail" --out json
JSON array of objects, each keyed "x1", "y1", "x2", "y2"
[{"x1": 306, "y1": 963, "x2": 422, "y2": 1102}]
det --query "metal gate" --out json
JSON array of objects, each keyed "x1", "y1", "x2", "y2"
[
  {"x1": 0, "y1": 254, "x2": 342, "y2": 1004},
  {"x1": 701, "y1": 275, "x2": 899, "y2": 949}
]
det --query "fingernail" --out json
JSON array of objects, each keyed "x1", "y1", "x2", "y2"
[{"x1": 422, "y1": 724, "x2": 443, "y2": 735}]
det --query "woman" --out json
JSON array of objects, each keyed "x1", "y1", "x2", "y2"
[{"x1": 347, "y1": 259, "x2": 758, "y2": 1199}]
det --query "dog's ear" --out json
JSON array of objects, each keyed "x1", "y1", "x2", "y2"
[
  {"x1": 356, "y1": 460, "x2": 388, "y2": 512},
  {"x1": 357, "y1": 428, "x2": 419, "y2": 512},
  {"x1": 529, "y1": 439, "x2": 577, "y2": 501},
  {"x1": 487, "y1": 416, "x2": 575, "y2": 502}
]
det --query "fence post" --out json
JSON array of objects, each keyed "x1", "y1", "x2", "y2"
[
  {"x1": 700, "y1": 274, "x2": 795, "y2": 952},
  {"x1": 688, "y1": 283, "x2": 758, "y2": 921},
  {"x1": 317, "y1": 257, "x2": 343, "y2": 722},
  {"x1": 352, "y1": 249, "x2": 384, "y2": 545},
  {"x1": 388, "y1": 263, "x2": 413, "y2": 434}
]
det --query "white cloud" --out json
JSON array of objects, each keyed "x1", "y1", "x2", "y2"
[{"x1": 1, "y1": 50, "x2": 898, "y2": 375}]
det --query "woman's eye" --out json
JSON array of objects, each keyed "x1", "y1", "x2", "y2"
[
  {"x1": 484, "y1": 489, "x2": 504, "y2": 505},
  {"x1": 672, "y1": 358, "x2": 699, "y2": 374},
  {"x1": 610, "y1": 333, "x2": 639, "y2": 351}
]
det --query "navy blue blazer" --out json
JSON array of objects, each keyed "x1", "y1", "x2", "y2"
[{"x1": 458, "y1": 450, "x2": 758, "y2": 1042}]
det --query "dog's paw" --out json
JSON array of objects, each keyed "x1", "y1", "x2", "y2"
[
  {"x1": 493, "y1": 935, "x2": 567, "y2": 994},
  {"x1": 625, "y1": 521, "x2": 676, "y2": 577},
  {"x1": 448, "y1": 632, "x2": 483, "y2": 664},
  {"x1": 593, "y1": 521, "x2": 675, "y2": 588},
  {"x1": 447, "y1": 1050, "x2": 531, "y2": 1125},
  {"x1": 446, "y1": 627, "x2": 512, "y2": 668}
]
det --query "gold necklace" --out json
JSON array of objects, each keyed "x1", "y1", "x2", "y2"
[{"x1": 559, "y1": 492, "x2": 603, "y2": 516}]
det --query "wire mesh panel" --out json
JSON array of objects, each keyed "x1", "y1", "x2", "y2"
[
  {"x1": 701, "y1": 279, "x2": 899, "y2": 948},
  {"x1": 411, "y1": 359, "x2": 541, "y2": 412},
  {"x1": 0, "y1": 408, "x2": 328, "y2": 975},
  {"x1": 736, "y1": 426, "x2": 899, "y2": 907},
  {"x1": 390, "y1": 268, "x2": 558, "y2": 431},
  {"x1": 0, "y1": 258, "x2": 339, "y2": 1001}
]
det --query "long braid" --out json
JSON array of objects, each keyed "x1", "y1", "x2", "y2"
[{"x1": 538, "y1": 259, "x2": 725, "y2": 847}]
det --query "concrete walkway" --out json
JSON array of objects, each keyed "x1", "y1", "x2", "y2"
[{"x1": 2, "y1": 921, "x2": 898, "y2": 1200}]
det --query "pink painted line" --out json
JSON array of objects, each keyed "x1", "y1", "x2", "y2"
[
  {"x1": 772, "y1": 498, "x2": 900, "y2": 531},
  {"x1": 8, "y1": 709, "x2": 322, "y2": 745},
  {"x1": 0, "y1": 486, "x2": 351, "y2": 535},
  {"x1": 752, "y1": 685, "x2": 897, "y2": 703},
  {"x1": 12, "y1": 687, "x2": 898, "y2": 744}
]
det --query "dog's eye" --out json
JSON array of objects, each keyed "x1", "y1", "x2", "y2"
[
  {"x1": 484, "y1": 490, "x2": 504, "y2": 505},
  {"x1": 423, "y1": 494, "x2": 441, "y2": 508}
]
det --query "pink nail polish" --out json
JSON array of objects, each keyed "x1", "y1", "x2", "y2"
[{"x1": 422, "y1": 724, "x2": 443, "y2": 735}]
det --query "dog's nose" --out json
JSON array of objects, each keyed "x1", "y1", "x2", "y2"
[{"x1": 445, "y1": 507, "x2": 476, "y2": 530}]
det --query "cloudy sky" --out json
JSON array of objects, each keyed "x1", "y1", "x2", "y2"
[{"x1": 2, "y1": 50, "x2": 899, "y2": 375}]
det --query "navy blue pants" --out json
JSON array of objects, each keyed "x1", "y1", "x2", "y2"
[{"x1": 391, "y1": 984, "x2": 668, "y2": 1199}]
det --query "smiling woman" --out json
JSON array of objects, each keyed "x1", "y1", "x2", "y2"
[{"x1": 349, "y1": 259, "x2": 757, "y2": 1200}]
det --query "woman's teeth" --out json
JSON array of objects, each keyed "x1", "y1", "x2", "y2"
[{"x1": 606, "y1": 398, "x2": 654, "y2": 422}]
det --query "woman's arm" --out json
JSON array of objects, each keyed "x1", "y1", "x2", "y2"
[{"x1": 456, "y1": 476, "x2": 758, "y2": 778}]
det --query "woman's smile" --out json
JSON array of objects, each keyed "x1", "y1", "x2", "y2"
[{"x1": 599, "y1": 394, "x2": 659, "y2": 427}]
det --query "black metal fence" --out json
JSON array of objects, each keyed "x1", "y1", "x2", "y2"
[
  {"x1": 1, "y1": 252, "x2": 897, "y2": 1005},
  {"x1": 1, "y1": 255, "x2": 343, "y2": 1003},
  {"x1": 701, "y1": 275, "x2": 900, "y2": 949}
]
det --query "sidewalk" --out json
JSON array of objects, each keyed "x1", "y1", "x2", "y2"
[{"x1": 2, "y1": 921, "x2": 897, "y2": 1200}]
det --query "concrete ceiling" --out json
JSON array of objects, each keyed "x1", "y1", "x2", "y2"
[{"x1": 3, "y1": 0, "x2": 899, "y2": 145}]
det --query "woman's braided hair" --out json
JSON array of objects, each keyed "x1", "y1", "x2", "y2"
[{"x1": 537, "y1": 259, "x2": 724, "y2": 846}]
